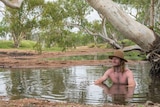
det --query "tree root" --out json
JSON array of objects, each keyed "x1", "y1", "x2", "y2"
[{"x1": 148, "y1": 33, "x2": 160, "y2": 76}]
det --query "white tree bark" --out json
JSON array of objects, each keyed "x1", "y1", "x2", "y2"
[
  {"x1": 86, "y1": 0, "x2": 156, "y2": 52},
  {"x1": 0, "y1": 0, "x2": 23, "y2": 8},
  {"x1": 123, "y1": 45, "x2": 142, "y2": 52},
  {"x1": 150, "y1": 0, "x2": 155, "y2": 27}
]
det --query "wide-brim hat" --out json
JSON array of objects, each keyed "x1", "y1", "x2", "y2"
[{"x1": 108, "y1": 50, "x2": 127, "y2": 62}]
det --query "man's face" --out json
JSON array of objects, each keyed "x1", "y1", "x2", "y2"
[{"x1": 111, "y1": 57, "x2": 121, "y2": 67}]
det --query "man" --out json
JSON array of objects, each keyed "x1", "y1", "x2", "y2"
[{"x1": 94, "y1": 50, "x2": 136, "y2": 87}]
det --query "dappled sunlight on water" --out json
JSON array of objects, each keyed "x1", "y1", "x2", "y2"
[{"x1": 0, "y1": 62, "x2": 159, "y2": 105}]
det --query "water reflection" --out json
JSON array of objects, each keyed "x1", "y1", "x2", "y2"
[
  {"x1": 97, "y1": 83, "x2": 135, "y2": 105},
  {"x1": 0, "y1": 63, "x2": 159, "y2": 105},
  {"x1": 148, "y1": 76, "x2": 160, "y2": 103}
]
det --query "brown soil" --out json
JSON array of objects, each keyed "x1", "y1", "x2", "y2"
[
  {"x1": 0, "y1": 47, "x2": 156, "y2": 107},
  {"x1": 0, "y1": 47, "x2": 140, "y2": 69}
]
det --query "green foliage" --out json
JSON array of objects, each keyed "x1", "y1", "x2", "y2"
[
  {"x1": 61, "y1": 0, "x2": 92, "y2": 24},
  {"x1": 113, "y1": 0, "x2": 160, "y2": 35},
  {"x1": 38, "y1": 0, "x2": 95, "y2": 51},
  {"x1": 44, "y1": 47, "x2": 62, "y2": 52},
  {"x1": 0, "y1": 40, "x2": 14, "y2": 48},
  {"x1": 33, "y1": 37, "x2": 43, "y2": 54},
  {"x1": 125, "y1": 51, "x2": 146, "y2": 60},
  {"x1": 155, "y1": 22, "x2": 160, "y2": 35},
  {"x1": 119, "y1": 39, "x2": 136, "y2": 47},
  {"x1": 19, "y1": 40, "x2": 36, "y2": 49},
  {"x1": 87, "y1": 43, "x2": 108, "y2": 48},
  {"x1": 2, "y1": 0, "x2": 45, "y2": 48},
  {"x1": 87, "y1": 43, "x2": 96, "y2": 48},
  {"x1": 0, "y1": 40, "x2": 36, "y2": 49},
  {"x1": 1, "y1": 0, "x2": 159, "y2": 51}
]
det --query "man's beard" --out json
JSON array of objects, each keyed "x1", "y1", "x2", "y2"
[{"x1": 113, "y1": 63, "x2": 121, "y2": 67}]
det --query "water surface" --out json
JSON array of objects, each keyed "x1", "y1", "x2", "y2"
[{"x1": 0, "y1": 63, "x2": 159, "y2": 105}]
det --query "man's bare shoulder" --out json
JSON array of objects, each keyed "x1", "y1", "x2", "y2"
[
  {"x1": 107, "y1": 68, "x2": 114, "y2": 72},
  {"x1": 105, "y1": 68, "x2": 114, "y2": 74},
  {"x1": 125, "y1": 68, "x2": 133, "y2": 75}
]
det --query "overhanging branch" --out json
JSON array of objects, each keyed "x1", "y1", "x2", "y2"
[
  {"x1": 0, "y1": 0, "x2": 23, "y2": 9},
  {"x1": 66, "y1": 22, "x2": 122, "y2": 49}
]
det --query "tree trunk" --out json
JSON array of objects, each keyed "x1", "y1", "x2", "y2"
[
  {"x1": 86, "y1": 0, "x2": 160, "y2": 75},
  {"x1": 86, "y1": 0, "x2": 156, "y2": 52},
  {"x1": 150, "y1": 0, "x2": 155, "y2": 28},
  {"x1": 13, "y1": 35, "x2": 20, "y2": 48},
  {"x1": 0, "y1": 0, "x2": 23, "y2": 8}
]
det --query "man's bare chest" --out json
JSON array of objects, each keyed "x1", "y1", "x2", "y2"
[{"x1": 109, "y1": 72, "x2": 128, "y2": 84}]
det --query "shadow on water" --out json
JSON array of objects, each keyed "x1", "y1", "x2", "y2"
[
  {"x1": 148, "y1": 76, "x2": 160, "y2": 103},
  {"x1": 0, "y1": 62, "x2": 160, "y2": 105}
]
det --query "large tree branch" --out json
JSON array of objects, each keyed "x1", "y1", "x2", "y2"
[
  {"x1": 0, "y1": 0, "x2": 23, "y2": 9},
  {"x1": 86, "y1": 0, "x2": 156, "y2": 52}
]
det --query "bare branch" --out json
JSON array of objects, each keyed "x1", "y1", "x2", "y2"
[
  {"x1": 66, "y1": 22, "x2": 122, "y2": 49},
  {"x1": 129, "y1": 13, "x2": 136, "y2": 19},
  {"x1": 108, "y1": 28, "x2": 118, "y2": 42},
  {"x1": 153, "y1": 52, "x2": 160, "y2": 58},
  {"x1": 83, "y1": 26, "x2": 122, "y2": 49},
  {"x1": 101, "y1": 17, "x2": 108, "y2": 37},
  {"x1": 0, "y1": 0, "x2": 23, "y2": 9},
  {"x1": 66, "y1": 22, "x2": 100, "y2": 36},
  {"x1": 123, "y1": 45, "x2": 142, "y2": 52}
]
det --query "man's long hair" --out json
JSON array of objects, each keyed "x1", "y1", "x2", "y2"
[
  {"x1": 120, "y1": 60, "x2": 125, "y2": 73},
  {"x1": 113, "y1": 59, "x2": 125, "y2": 73}
]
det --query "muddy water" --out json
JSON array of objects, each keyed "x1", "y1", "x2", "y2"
[{"x1": 0, "y1": 62, "x2": 159, "y2": 105}]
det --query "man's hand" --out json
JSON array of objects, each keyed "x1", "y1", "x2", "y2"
[{"x1": 94, "y1": 80, "x2": 101, "y2": 85}]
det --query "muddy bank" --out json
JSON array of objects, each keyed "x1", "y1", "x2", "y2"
[
  {"x1": 0, "y1": 47, "x2": 144, "y2": 69},
  {"x1": 0, "y1": 97, "x2": 159, "y2": 107}
]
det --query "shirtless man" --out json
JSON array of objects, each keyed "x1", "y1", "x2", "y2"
[{"x1": 94, "y1": 50, "x2": 136, "y2": 87}]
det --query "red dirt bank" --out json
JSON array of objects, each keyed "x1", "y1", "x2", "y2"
[{"x1": 0, "y1": 47, "x2": 139, "y2": 69}]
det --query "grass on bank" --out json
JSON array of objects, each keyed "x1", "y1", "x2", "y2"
[
  {"x1": 0, "y1": 40, "x2": 13, "y2": 49},
  {"x1": 0, "y1": 40, "x2": 36, "y2": 49},
  {"x1": 0, "y1": 40, "x2": 62, "y2": 51}
]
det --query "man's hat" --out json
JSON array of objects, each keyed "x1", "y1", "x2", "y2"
[{"x1": 108, "y1": 50, "x2": 127, "y2": 62}]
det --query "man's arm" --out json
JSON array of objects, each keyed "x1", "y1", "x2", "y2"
[
  {"x1": 94, "y1": 69, "x2": 110, "y2": 85},
  {"x1": 97, "y1": 83, "x2": 110, "y2": 94},
  {"x1": 127, "y1": 70, "x2": 136, "y2": 87}
]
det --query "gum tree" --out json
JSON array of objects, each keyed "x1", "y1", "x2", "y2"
[{"x1": 1, "y1": 0, "x2": 45, "y2": 48}]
